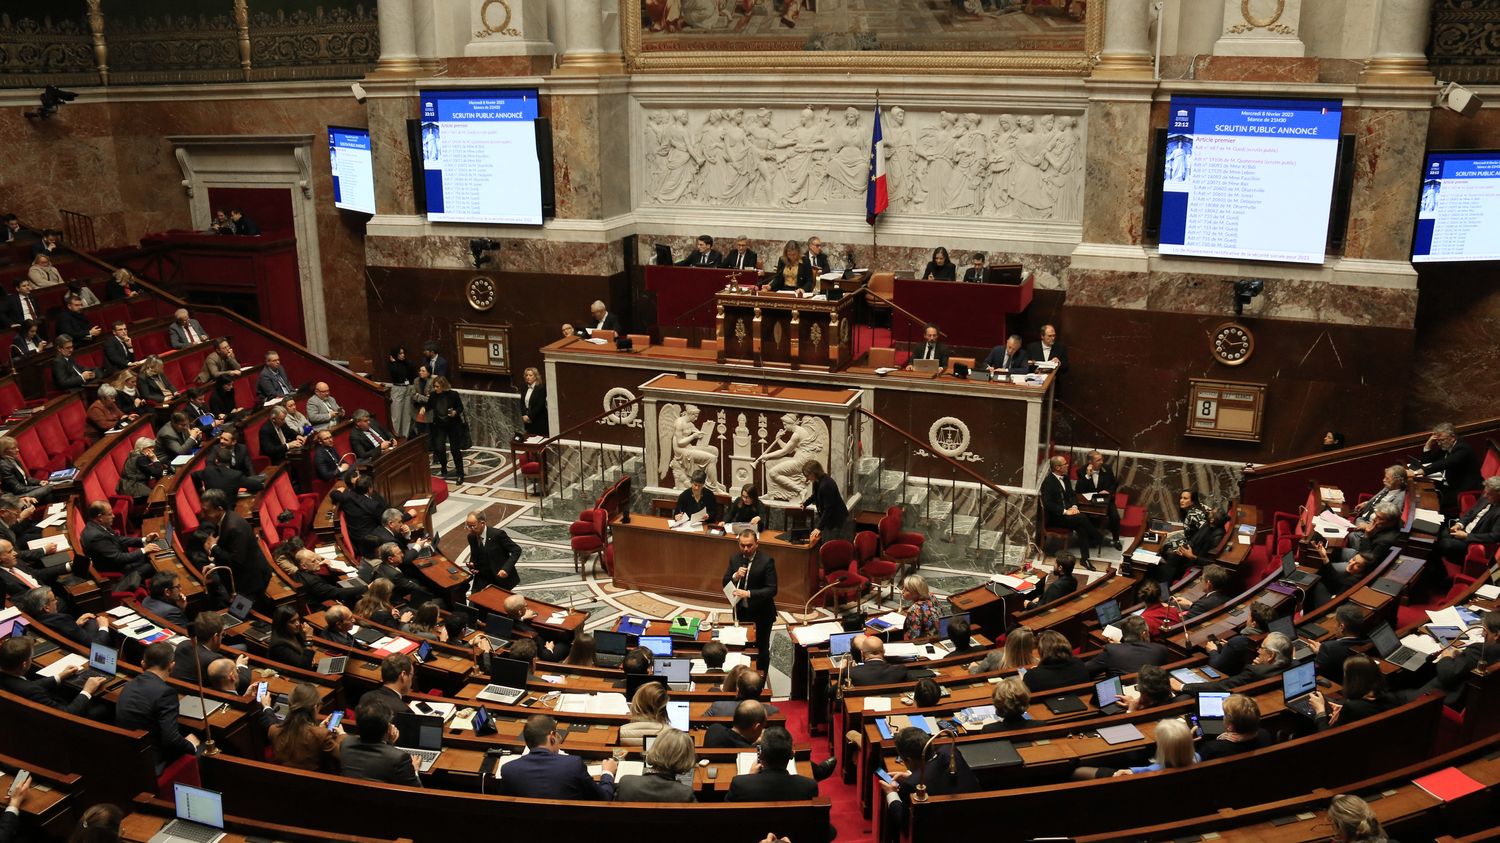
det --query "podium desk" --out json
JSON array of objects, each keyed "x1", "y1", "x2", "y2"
[
  {"x1": 610, "y1": 515, "x2": 820, "y2": 612},
  {"x1": 716, "y1": 289, "x2": 856, "y2": 371}
]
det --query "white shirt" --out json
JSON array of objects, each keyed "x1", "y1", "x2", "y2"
[
  {"x1": 1039, "y1": 344, "x2": 1053, "y2": 361},
  {"x1": 524, "y1": 385, "x2": 535, "y2": 408},
  {"x1": 594, "y1": 314, "x2": 610, "y2": 329}
]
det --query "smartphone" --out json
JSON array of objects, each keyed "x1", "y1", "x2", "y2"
[
  {"x1": 8, "y1": 770, "x2": 30, "y2": 797},
  {"x1": 875, "y1": 769, "x2": 895, "y2": 785},
  {"x1": 255, "y1": 681, "x2": 269, "y2": 699},
  {"x1": 1200, "y1": 666, "x2": 1222, "y2": 679},
  {"x1": 328, "y1": 711, "x2": 344, "y2": 730},
  {"x1": 415, "y1": 701, "x2": 435, "y2": 714}
]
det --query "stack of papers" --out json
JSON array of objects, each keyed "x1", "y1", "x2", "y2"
[
  {"x1": 669, "y1": 520, "x2": 705, "y2": 533},
  {"x1": 371, "y1": 636, "x2": 420, "y2": 657},
  {"x1": 791, "y1": 621, "x2": 845, "y2": 646},
  {"x1": 691, "y1": 652, "x2": 749, "y2": 674},
  {"x1": 867, "y1": 612, "x2": 907, "y2": 631},
  {"x1": 717, "y1": 627, "x2": 749, "y2": 646},
  {"x1": 990, "y1": 574, "x2": 1038, "y2": 593},
  {"x1": 546, "y1": 611, "x2": 570, "y2": 625},
  {"x1": 736, "y1": 753, "x2": 797, "y2": 775},
  {"x1": 1319, "y1": 487, "x2": 1345, "y2": 504},
  {"x1": 37, "y1": 653, "x2": 87, "y2": 679},
  {"x1": 589, "y1": 760, "x2": 645, "y2": 778},
  {"x1": 409, "y1": 700, "x2": 457, "y2": 721},
  {"x1": 957, "y1": 705, "x2": 998, "y2": 727},
  {"x1": 1312, "y1": 510, "x2": 1352, "y2": 537},
  {"x1": 1476, "y1": 584, "x2": 1500, "y2": 601},
  {"x1": 585, "y1": 337, "x2": 609, "y2": 345},
  {"x1": 1101, "y1": 624, "x2": 1123, "y2": 643},
  {"x1": 403, "y1": 497, "x2": 431, "y2": 508},
  {"x1": 883, "y1": 642, "x2": 927, "y2": 660},
  {"x1": 1132, "y1": 549, "x2": 1161, "y2": 566},
  {"x1": 862, "y1": 696, "x2": 893, "y2": 713},
  {"x1": 556, "y1": 693, "x2": 629, "y2": 715},
  {"x1": 1401, "y1": 634, "x2": 1443, "y2": 655}
]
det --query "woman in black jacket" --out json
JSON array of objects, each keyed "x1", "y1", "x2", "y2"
[
  {"x1": 268, "y1": 604, "x2": 313, "y2": 670},
  {"x1": 518, "y1": 366, "x2": 548, "y2": 437},
  {"x1": 1022, "y1": 630, "x2": 1090, "y2": 693},
  {"x1": 767, "y1": 240, "x2": 816, "y2": 294},
  {"x1": 1310, "y1": 655, "x2": 1396, "y2": 730},
  {"x1": 921, "y1": 247, "x2": 956, "y2": 281},
  {"x1": 725, "y1": 484, "x2": 766, "y2": 527},
  {"x1": 428, "y1": 376, "x2": 468, "y2": 482}
]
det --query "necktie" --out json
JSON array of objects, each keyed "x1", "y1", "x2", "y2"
[
  {"x1": 1002, "y1": 353, "x2": 1010, "y2": 369},
  {"x1": 925, "y1": 344, "x2": 934, "y2": 360},
  {"x1": 370, "y1": 429, "x2": 384, "y2": 446},
  {"x1": 21, "y1": 298, "x2": 33, "y2": 321},
  {"x1": 736, "y1": 253, "x2": 745, "y2": 269},
  {"x1": 186, "y1": 324, "x2": 199, "y2": 343},
  {"x1": 9, "y1": 566, "x2": 37, "y2": 589}
]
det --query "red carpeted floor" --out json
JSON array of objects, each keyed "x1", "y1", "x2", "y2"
[{"x1": 777, "y1": 699, "x2": 875, "y2": 842}]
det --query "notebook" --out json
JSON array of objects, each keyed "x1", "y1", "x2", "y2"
[
  {"x1": 1412, "y1": 767, "x2": 1485, "y2": 802},
  {"x1": 147, "y1": 783, "x2": 226, "y2": 843},
  {"x1": 1282, "y1": 661, "x2": 1319, "y2": 718}
]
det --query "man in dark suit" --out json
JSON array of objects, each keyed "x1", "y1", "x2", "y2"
[
  {"x1": 1027, "y1": 553, "x2": 1078, "y2": 608},
  {"x1": 804, "y1": 236, "x2": 832, "y2": 275},
  {"x1": 704, "y1": 700, "x2": 767, "y2": 749},
  {"x1": 168, "y1": 308, "x2": 210, "y2": 349},
  {"x1": 587, "y1": 300, "x2": 621, "y2": 334},
  {"x1": 724, "y1": 530, "x2": 777, "y2": 674},
  {"x1": 53, "y1": 295, "x2": 99, "y2": 343},
  {"x1": 341, "y1": 697, "x2": 422, "y2": 787},
  {"x1": 905, "y1": 323, "x2": 949, "y2": 371},
  {"x1": 722, "y1": 236, "x2": 758, "y2": 272},
  {"x1": 464, "y1": 511, "x2": 522, "y2": 589},
  {"x1": 311, "y1": 429, "x2": 344, "y2": 481},
  {"x1": 322, "y1": 605, "x2": 361, "y2": 647},
  {"x1": 15, "y1": 586, "x2": 111, "y2": 647},
  {"x1": 50, "y1": 336, "x2": 97, "y2": 391},
  {"x1": 199, "y1": 487, "x2": 269, "y2": 606},
  {"x1": 0, "y1": 536, "x2": 64, "y2": 600},
  {"x1": 1180, "y1": 632, "x2": 1291, "y2": 693},
  {"x1": 332, "y1": 473, "x2": 397, "y2": 556},
  {"x1": 1204, "y1": 603, "x2": 1277, "y2": 676},
  {"x1": 101, "y1": 321, "x2": 135, "y2": 373},
  {"x1": 705, "y1": 669, "x2": 780, "y2": 718},
  {"x1": 30, "y1": 230, "x2": 60, "y2": 259},
  {"x1": 192, "y1": 447, "x2": 259, "y2": 500},
  {"x1": 1409, "y1": 609, "x2": 1500, "y2": 708},
  {"x1": 1024, "y1": 323, "x2": 1068, "y2": 374},
  {"x1": 1, "y1": 215, "x2": 33, "y2": 244},
  {"x1": 1040, "y1": 455, "x2": 1102, "y2": 562},
  {"x1": 1075, "y1": 449, "x2": 1122, "y2": 548},
  {"x1": 358, "y1": 654, "x2": 412, "y2": 713},
  {"x1": 141, "y1": 571, "x2": 190, "y2": 627},
  {"x1": 421, "y1": 341, "x2": 449, "y2": 379},
  {"x1": 1418, "y1": 423, "x2": 1483, "y2": 510},
  {"x1": 0, "y1": 637, "x2": 106, "y2": 714},
  {"x1": 116, "y1": 642, "x2": 200, "y2": 771},
  {"x1": 171, "y1": 613, "x2": 249, "y2": 693},
  {"x1": 80, "y1": 499, "x2": 160, "y2": 578},
  {"x1": 2, "y1": 279, "x2": 41, "y2": 328},
  {"x1": 369, "y1": 509, "x2": 432, "y2": 570},
  {"x1": 961, "y1": 252, "x2": 988, "y2": 282},
  {"x1": 258, "y1": 407, "x2": 305, "y2": 466},
  {"x1": 497, "y1": 714, "x2": 615, "y2": 799},
  {"x1": 1175, "y1": 564, "x2": 1234, "y2": 618},
  {"x1": 981, "y1": 334, "x2": 1030, "y2": 375},
  {"x1": 1310, "y1": 604, "x2": 1368, "y2": 680},
  {"x1": 1437, "y1": 476, "x2": 1500, "y2": 566},
  {"x1": 294, "y1": 548, "x2": 365, "y2": 607},
  {"x1": 350, "y1": 410, "x2": 395, "y2": 462},
  {"x1": 1085, "y1": 616, "x2": 1169, "y2": 677},
  {"x1": 848, "y1": 638, "x2": 910, "y2": 687},
  {"x1": 677, "y1": 234, "x2": 722, "y2": 267},
  {"x1": 229, "y1": 208, "x2": 261, "y2": 236},
  {"x1": 726, "y1": 726, "x2": 819, "y2": 801},
  {"x1": 255, "y1": 350, "x2": 295, "y2": 401},
  {"x1": 881, "y1": 726, "x2": 979, "y2": 831},
  {"x1": 1344, "y1": 503, "x2": 1401, "y2": 565}
]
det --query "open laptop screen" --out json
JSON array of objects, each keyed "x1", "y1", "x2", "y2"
[
  {"x1": 88, "y1": 643, "x2": 118, "y2": 676},
  {"x1": 1094, "y1": 600, "x2": 1122, "y2": 627},
  {"x1": 392, "y1": 713, "x2": 444, "y2": 750},
  {"x1": 1368, "y1": 622, "x2": 1401, "y2": 658},
  {"x1": 656, "y1": 657, "x2": 691, "y2": 684},
  {"x1": 828, "y1": 632, "x2": 858, "y2": 658},
  {"x1": 639, "y1": 636, "x2": 673, "y2": 657},
  {"x1": 1197, "y1": 691, "x2": 1229, "y2": 719},
  {"x1": 1282, "y1": 661, "x2": 1317, "y2": 702},
  {"x1": 173, "y1": 783, "x2": 225, "y2": 830},
  {"x1": 485, "y1": 613, "x2": 515, "y2": 639},
  {"x1": 594, "y1": 630, "x2": 630, "y2": 655}
]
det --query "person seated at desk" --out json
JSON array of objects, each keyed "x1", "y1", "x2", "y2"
[
  {"x1": 913, "y1": 677, "x2": 943, "y2": 708},
  {"x1": 1351, "y1": 464, "x2": 1408, "y2": 529},
  {"x1": 1197, "y1": 693, "x2": 1273, "y2": 760},
  {"x1": 156, "y1": 412, "x2": 203, "y2": 461},
  {"x1": 1086, "y1": 616, "x2": 1169, "y2": 678},
  {"x1": 117, "y1": 641, "x2": 202, "y2": 771},
  {"x1": 311, "y1": 429, "x2": 344, "y2": 483},
  {"x1": 675, "y1": 470, "x2": 721, "y2": 524},
  {"x1": 1075, "y1": 449, "x2": 1122, "y2": 549},
  {"x1": 1024, "y1": 323, "x2": 1068, "y2": 374},
  {"x1": 848, "y1": 637, "x2": 910, "y2": 687},
  {"x1": 193, "y1": 445, "x2": 263, "y2": 500},
  {"x1": 86, "y1": 384, "x2": 134, "y2": 435},
  {"x1": 723, "y1": 235, "x2": 758, "y2": 272},
  {"x1": 905, "y1": 323, "x2": 948, "y2": 371},
  {"x1": 1413, "y1": 422, "x2": 1483, "y2": 508},
  {"x1": 981, "y1": 334, "x2": 1030, "y2": 375},
  {"x1": 340, "y1": 697, "x2": 421, "y2": 787},
  {"x1": 945, "y1": 615, "x2": 982, "y2": 656},
  {"x1": 725, "y1": 483, "x2": 766, "y2": 527},
  {"x1": 207, "y1": 374, "x2": 244, "y2": 422},
  {"x1": 1309, "y1": 604, "x2": 1369, "y2": 681},
  {"x1": 1022, "y1": 630, "x2": 1089, "y2": 693},
  {"x1": 1309, "y1": 654, "x2": 1396, "y2": 730},
  {"x1": 1075, "y1": 718, "x2": 1198, "y2": 779},
  {"x1": 1126, "y1": 665, "x2": 1177, "y2": 712},
  {"x1": 900, "y1": 575, "x2": 939, "y2": 640},
  {"x1": 1174, "y1": 563, "x2": 1233, "y2": 618},
  {"x1": 353, "y1": 577, "x2": 412, "y2": 629},
  {"x1": 707, "y1": 700, "x2": 769, "y2": 749},
  {"x1": 587, "y1": 299, "x2": 621, "y2": 334},
  {"x1": 921, "y1": 246, "x2": 956, "y2": 281},
  {"x1": 1343, "y1": 502, "x2": 1402, "y2": 566},
  {"x1": 1025, "y1": 553, "x2": 1077, "y2": 609},
  {"x1": 16, "y1": 586, "x2": 111, "y2": 647},
  {"x1": 500, "y1": 714, "x2": 616, "y2": 800},
  {"x1": 1185, "y1": 632, "x2": 1293, "y2": 694},
  {"x1": 768, "y1": 240, "x2": 816, "y2": 294},
  {"x1": 620, "y1": 681, "x2": 671, "y2": 746},
  {"x1": 1437, "y1": 475, "x2": 1500, "y2": 568},
  {"x1": 678, "y1": 234, "x2": 722, "y2": 268},
  {"x1": 321, "y1": 604, "x2": 361, "y2": 647},
  {"x1": 136, "y1": 355, "x2": 176, "y2": 405},
  {"x1": 980, "y1": 677, "x2": 1033, "y2": 733},
  {"x1": 268, "y1": 604, "x2": 314, "y2": 670},
  {"x1": 968, "y1": 625, "x2": 1038, "y2": 675},
  {"x1": 962, "y1": 251, "x2": 988, "y2": 282},
  {"x1": 81, "y1": 498, "x2": 161, "y2": 581},
  {"x1": 350, "y1": 409, "x2": 395, "y2": 462},
  {"x1": 1040, "y1": 455, "x2": 1102, "y2": 562},
  {"x1": 1404, "y1": 609, "x2": 1500, "y2": 708},
  {"x1": 0, "y1": 637, "x2": 107, "y2": 715},
  {"x1": 270, "y1": 683, "x2": 344, "y2": 772},
  {"x1": 258, "y1": 406, "x2": 306, "y2": 467},
  {"x1": 1203, "y1": 602, "x2": 1276, "y2": 676},
  {"x1": 141, "y1": 571, "x2": 190, "y2": 627},
  {"x1": 1137, "y1": 580, "x2": 1182, "y2": 641},
  {"x1": 615, "y1": 727, "x2": 696, "y2": 803},
  {"x1": 1328, "y1": 795, "x2": 1389, "y2": 843},
  {"x1": 1156, "y1": 490, "x2": 1217, "y2": 582},
  {"x1": 879, "y1": 725, "x2": 978, "y2": 829},
  {"x1": 499, "y1": 593, "x2": 569, "y2": 662},
  {"x1": 117, "y1": 437, "x2": 167, "y2": 500},
  {"x1": 50, "y1": 335, "x2": 98, "y2": 391},
  {"x1": 9, "y1": 319, "x2": 46, "y2": 363},
  {"x1": 707, "y1": 669, "x2": 780, "y2": 718},
  {"x1": 54, "y1": 294, "x2": 99, "y2": 341},
  {"x1": 360, "y1": 654, "x2": 413, "y2": 715},
  {"x1": 0, "y1": 538, "x2": 64, "y2": 604},
  {"x1": 804, "y1": 236, "x2": 832, "y2": 275},
  {"x1": 726, "y1": 726, "x2": 819, "y2": 802}
]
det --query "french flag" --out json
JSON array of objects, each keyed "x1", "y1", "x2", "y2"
[{"x1": 866, "y1": 104, "x2": 888, "y2": 225}]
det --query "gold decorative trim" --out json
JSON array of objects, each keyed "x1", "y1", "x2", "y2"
[{"x1": 621, "y1": 0, "x2": 1104, "y2": 76}]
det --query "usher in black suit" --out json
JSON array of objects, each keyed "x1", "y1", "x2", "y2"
[
  {"x1": 723, "y1": 548, "x2": 777, "y2": 674},
  {"x1": 468, "y1": 525, "x2": 522, "y2": 589}
]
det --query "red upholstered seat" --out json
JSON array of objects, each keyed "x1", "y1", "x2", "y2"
[
  {"x1": 1114, "y1": 491, "x2": 1146, "y2": 540},
  {"x1": 429, "y1": 475, "x2": 449, "y2": 506},
  {"x1": 878, "y1": 511, "x2": 922, "y2": 574},
  {"x1": 1458, "y1": 490, "x2": 1480, "y2": 514},
  {"x1": 855, "y1": 531, "x2": 899, "y2": 602},
  {"x1": 883, "y1": 506, "x2": 925, "y2": 548},
  {"x1": 570, "y1": 508, "x2": 607, "y2": 576},
  {"x1": 155, "y1": 754, "x2": 200, "y2": 799},
  {"x1": 819, "y1": 540, "x2": 866, "y2": 611}
]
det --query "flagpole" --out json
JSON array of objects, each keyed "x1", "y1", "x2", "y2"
[{"x1": 872, "y1": 90, "x2": 880, "y2": 269}]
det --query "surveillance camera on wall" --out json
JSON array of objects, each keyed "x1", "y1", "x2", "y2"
[
  {"x1": 351, "y1": 82, "x2": 368, "y2": 104},
  {"x1": 1437, "y1": 82, "x2": 1483, "y2": 118}
]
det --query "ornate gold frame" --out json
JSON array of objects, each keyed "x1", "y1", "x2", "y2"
[{"x1": 621, "y1": 0, "x2": 1104, "y2": 74}]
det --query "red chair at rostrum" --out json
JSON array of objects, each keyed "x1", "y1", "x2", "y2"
[
  {"x1": 878, "y1": 506, "x2": 923, "y2": 575},
  {"x1": 855, "y1": 530, "x2": 899, "y2": 603},
  {"x1": 570, "y1": 508, "x2": 607, "y2": 576},
  {"x1": 818, "y1": 539, "x2": 867, "y2": 612}
]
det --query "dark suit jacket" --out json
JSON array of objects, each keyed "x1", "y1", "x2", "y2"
[
  {"x1": 613, "y1": 772, "x2": 696, "y2": 802},
  {"x1": 1183, "y1": 590, "x2": 1229, "y2": 618},
  {"x1": 496, "y1": 748, "x2": 613, "y2": 800},
  {"x1": 168, "y1": 319, "x2": 209, "y2": 349},
  {"x1": 142, "y1": 595, "x2": 189, "y2": 628},
  {"x1": 805, "y1": 252, "x2": 832, "y2": 275},
  {"x1": 1039, "y1": 473, "x2": 1078, "y2": 523},
  {"x1": 520, "y1": 384, "x2": 548, "y2": 436},
  {"x1": 1024, "y1": 340, "x2": 1068, "y2": 374},
  {"x1": 350, "y1": 424, "x2": 394, "y2": 462},
  {"x1": 704, "y1": 699, "x2": 780, "y2": 718},
  {"x1": 51, "y1": 354, "x2": 89, "y2": 391},
  {"x1": 333, "y1": 489, "x2": 390, "y2": 555},
  {"x1": 768, "y1": 260, "x2": 816, "y2": 293},
  {"x1": 803, "y1": 474, "x2": 848, "y2": 532},
  {"x1": 369, "y1": 525, "x2": 422, "y2": 568},
  {"x1": 138, "y1": 372, "x2": 176, "y2": 405},
  {"x1": 1423, "y1": 438, "x2": 1483, "y2": 492},
  {"x1": 0, "y1": 518, "x2": 48, "y2": 568},
  {"x1": 216, "y1": 511, "x2": 267, "y2": 600},
  {"x1": 258, "y1": 421, "x2": 301, "y2": 465},
  {"x1": 1023, "y1": 658, "x2": 1091, "y2": 693},
  {"x1": 589, "y1": 313, "x2": 622, "y2": 334},
  {"x1": 849, "y1": 658, "x2": 910, "y2": 687},
  {"x1": 1315, "y1": 636, "x2": 1366, "y2": 680},
  {"x1": 921, "y1": 261, "x2": 957, "y2": 281},
  {"x1": 53, "y1": 310, "x2": 94, "y2": 342},
  {"x1": 116, "y1": 671, "x2": 197, "y2": 762},
  {"x1": 725, "y1": 769, "x2": 819, "y2": 802},
  {"x1": 722, "y1": 249, "x2": 758, "y2": 271},
  {"x1": 468, "y1": 527, "x2": 522, "y2": 589},
  {"x1": 340, "y1": 738, "x2": 422, "y2": 787},
  {"x1": 255, "y1": 366, "x2": 295, "y2": 401},
  {"x1": 193, "y1": 463, "x2": 251, "y2": 500},
  {"x1": 1086, "y1": 641, "x2": 1171, "y2": 677},
  {"x1": 170, "y1": 640, "x2": 249, "y2": 692},
  {"x1": 890, "y1": 749, "x2": 978, "y2": 827},
  {"x1": 676, "y1": 489, "x2": 721, "y2": 522},
  {"x1": 310, "y1": 446, "x2": 340, "y2": 482},
  {"x1": 723, "y1": 549, "x2": 777, "y2": 621},
  {"x1": 1075, "y1": 467, "x2": 1117, "y2": 497},
  {"x1": 1429, "y1": 640, "x2": 1500, "y2": 706},
  {"x1": 1, "y1": 293, "x2": 39, "y2": 327},
  {"x1": 1454, "y1": 497, "x2": 1500, "y2": 545},
  {"x1": 37, "y1": 611, "x2": 109, "y2": 647},
  {"x1": 102, "y1": 336, "x2": 134, "y2": 372},
  {"x1": 81, "y1": 522, "x2": 148, "y2": 573},
  {"x1": 677, "y1": 249, "x2": 722, "y2": 268},
  {"x1": 982, "y1": 344, "x2": 1030, "y2": 374},
  {"x1": 1037, "y1": 575, "x2": 1077, "y2": 605},
  {"x1": 909, "y1": 341, "x2": 949, "y2": 368},
  {"x1": 233, "y1": 217, "x2": 261, "y2": 236},
  {"x1": 961, "y1": 266, "x2": 988, "y2": 282},
  {"x1": 704, "y1": 724, "x2": 757, "y2": 749},
  {"x1": 0, "y1": 671, "x2": 92, "y2": 714},
  {"x1": 1207, "y1": 630, "x2": 1261, "y2": 676}
]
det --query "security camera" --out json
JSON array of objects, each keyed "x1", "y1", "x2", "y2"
[
  {"x1": 24, "y1": 86, "x2": 78, "y2": 121},
  {"x1": 470, "y1": 238, "x2": 501, "y2": 269},
  {"x1": 351, "y1": 82, "x2": 368, "y2": 104},
  {"x1": 1232, "y1": 278, "x2": 1264, "y2": 316},
  {"x1": 1437, "y1": 82, "x2": 1483, "y2": 118}
]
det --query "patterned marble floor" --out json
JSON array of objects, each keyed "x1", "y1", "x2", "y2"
[{"x1": 430, "y1": 447, "x2": 1125, "y2": 695}]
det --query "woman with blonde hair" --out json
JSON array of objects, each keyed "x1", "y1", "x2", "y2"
[
  {"x1": 1074, "y1": 717, "x2": 1198, "y2": 780},
  {"x1": 768, "y1": 240, "x2": 815, "y2": 293},
  {"x1": 137, "y1": 355, "x2": 177, "y2": 404},
  {"x1": 620, "y1": 681, "x2": 671, "y2": 746},
  {"x1": 901, "y1": 574, "x2": 939, "y2": 640},
  {"x1": 968, "y1": 626, "x2": 1039, "y2": 675},
  {"x1": 428, "y1": 375, "x2": 468, "y2": 481},
  {"x1": 519, "y1": 366, "x2": 548, "y2": 437},
  {"x1": 981, "y1": 677, "x2": 1032, "y2": 733},
  {"x1": 1328, "y1": 794, "x2": 1388, "y2": 843},
  {"x1": 614, "y1": 727, "x2": 696, "y2": 802},
  {"x1": 353, "y1": 577, "x2": 411, "y2": 628}
]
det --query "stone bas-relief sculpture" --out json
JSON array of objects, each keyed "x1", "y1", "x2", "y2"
[
  {"x1": 641, "y1": 105, "x2": 1084, "y2": 221},
  {"x1": 654, "y1": 404, "x2": 831, "y2": 499}
]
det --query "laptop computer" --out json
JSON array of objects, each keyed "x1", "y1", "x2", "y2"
[
  {"x1": 593, "y1": 630, "x2": 630, "y2": 668},
  {"x1": 939, "y1": 613, "x2": 969, "y2": 639},
  {"x1": 1269, "y1": 614, "x2": 1315, "y2": 661},
  {"x1": 10, "y1": 620, "x2": 57, "y2": 657},
  {"x1": 482, "y1": 613, "x2": 515, "y2": 650},
  {"x1": 778, "y1": 529, "x2": 813, "y2": 544},
  {"x1": 957, "y1": 738, "x2": 1024, "y2": 771},
  {"x1": 476, "y1": 656, "x2": 529, "y2": 705},
  {"x1": 639, "y1": 635, "x2": 673, "y2": 658},
  {"x1": 1282, "y1": 661, "x2": 1320, "y2": 718},
  {"x1": 1041, "y1": 694, "x2": 1087, "y2": 715},
  {"x1": 63, "y1": 642, "x2": 120, "y2": 690},
  {"x1": 315, "y1": 656, "x2": 347, "y2": 675},
  {"x1": 392, "y1": 712, "x2": 445, "y2": 772},
  {"x1": 1196, "y1": 691, "x2": 1230, "y2": 737},
  {"x1": 828, "y1": 631, "x2": 859, "y2": 660},
  {"x1": 225, "y1": 594, "x2": 255, "y2": 623},
  {"x1": 1369, "y1": 622, "x2": 1427, "y2": 671},
  {"x1": 178, "y1": 696, "x2": 226, "y2": 721},
  {"x1": 656, "y1": 657, "x2": 692, "y2": 690},
  {"x1": 148, "y1": 783, "x2": 226, "y2": 843},
  {"x1": 1094, "y1": 677, "x2": 1125, "y2": 715},
  {"x1": 1094, "y1": 599, "x2": 1122, "y2": 628},
  {"x1": 910, "y1": 357, "x2": 941, "y2": 373},
  {"x1": 1284, "y1": 565, "x2": 1320, "y2": 588}
]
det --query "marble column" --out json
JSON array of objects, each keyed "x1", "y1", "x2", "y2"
[
  {"x1": 1361, "y1": 0, "x2": 1435, "y2": 84},
  {"x1": 555, "y1": 0, "x2": 624, "y2": 75},
  {"x1": 1068, "y1": 80, "x2": 1155, "y2": 278},
  {"x1": 375, "y1": 0, "x2": 422, "y2": 74},
  {"x1": 413, "y1": 0, "x2": 441, "y2": 71},
  {"x1": 1093, "y1": 0, "x2": 1154, "y2": 79}
]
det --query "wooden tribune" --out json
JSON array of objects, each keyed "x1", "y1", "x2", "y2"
[
  {"x1": 610, "y1": 515, "x2": 821, "y2": 612},
  {"x1": 715, "y1": 289, "x2": 855, "y2": 371}
]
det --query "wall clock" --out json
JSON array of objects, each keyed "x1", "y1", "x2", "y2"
[
  {"x1": 1211, "y1": 322, "x2": 1254, "y2": 366},
  {"x1": 466, "y1": 276, "x2": 496, "y2": 311}
]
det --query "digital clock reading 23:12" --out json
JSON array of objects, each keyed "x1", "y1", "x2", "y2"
[{"x1": 1210, "y1": 322, "x2": 1255, "y2": 366}]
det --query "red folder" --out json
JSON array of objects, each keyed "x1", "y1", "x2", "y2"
[{"x1": 1412, "y1": 767, "x2": 1484, "y2": 802}]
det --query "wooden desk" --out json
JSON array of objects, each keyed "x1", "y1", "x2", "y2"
[
  {"x1": 121, "y1": 795, "x2": 414, "y2": 843},
  {"x1": 890, "y1": 275, "x2": 1033, "y2": 349},
  {"x1": 610, "y1": 514, "x2": 820, "y2": 611},
  {"x1": 716, "y1": 289, "x2": 856, "y2": 371}
]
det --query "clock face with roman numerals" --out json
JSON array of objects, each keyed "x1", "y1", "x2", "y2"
[
  {"x1": 1211, "y1": 322, "x2": 1254, "y2": 366},
  {"x1": 466, "y1": 276, "x2": 496, "y2": 311}
]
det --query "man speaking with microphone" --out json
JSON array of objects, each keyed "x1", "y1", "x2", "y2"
[{"x1": 723, "y1": 530, "x2": 778, "y2": 674}]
